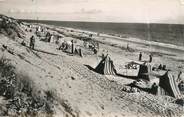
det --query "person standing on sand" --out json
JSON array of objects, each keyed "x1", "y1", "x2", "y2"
[
  {"x1": 139, "y1": 52, "x2": 142, "y2": 61},
  {"x1": 46, "y1": 32, "x2": 50, "y2": 42},
  {"x1": 149, "y1": 54, "x2": 152, "y2": 63},
  {"x1": 93, "y1": 48, "x2": 97, "y2": 54},
  {"x1": 71, "y1": 40, "x2": 74, "y2": 54},
  {"x1": 102, "y1": 50, "x2": 105, "y2": 59},
  {"x1": 30, "y1": 35, "x2": 35, "y2": 49},
  {"x1": 177, "y1": 71, "x2": 182, "y2": 82},
  {"x1": 21, "y1": 40, "x2": 26, "y2": 46},
  {"x1": 151, "y1": 83, "x2": 158, "y2": 95},
  {"x1": 127, "y1": 43, "x2": 129, "y2": 50}
]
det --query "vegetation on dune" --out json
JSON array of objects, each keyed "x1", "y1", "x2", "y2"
[
  {"x1": 0, "y1": 56, "x2": 55, "y2": 117},
  {"x1": 0, "y1": 15, "x2": 25, "y2": 39}
]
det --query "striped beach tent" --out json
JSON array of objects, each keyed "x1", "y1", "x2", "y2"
[
  {"x1": 158, "y1": 71, "x2": 181, "y2": 98},
  {"x1": 95, "y1": 55, "x2": 116, "y2": 75}
]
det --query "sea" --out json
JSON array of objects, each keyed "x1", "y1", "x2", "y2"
[{"x1": 21, "y1": 20, "x2": 184, "y2": 47}]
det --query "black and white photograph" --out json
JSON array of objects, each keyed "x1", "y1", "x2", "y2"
[{"x1": 0, "y1": 0, "x2": 184, "y2": 116}]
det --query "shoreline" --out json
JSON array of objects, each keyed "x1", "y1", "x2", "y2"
[
  {"x1": 53, "y1": 25, "x2": 184, "y2": 52},
  {"x1": 23, "y1": 20, "x2": 184, "y2": 47},
  {"x1": 99, "y1": 34, "x2": 184, "y2": 52},
  {"x1": 23, "y1": 22, "x2": 184, "y2": 58},
  {"x1": 59, "y1": 26, "x2": 184, "y2": 56}
]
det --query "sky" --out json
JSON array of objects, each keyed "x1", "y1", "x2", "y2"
[{"x1": 0, "y1": 0, "x2": 184, "y2": 23}]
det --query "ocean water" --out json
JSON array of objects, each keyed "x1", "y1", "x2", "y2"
[{"x1": 21, "y1": 20, "x2": 184, "y2": 46}]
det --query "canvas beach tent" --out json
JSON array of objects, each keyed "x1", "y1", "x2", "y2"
[
  {"x1": 74, "y1": 47, "x2": 83, "y2": 57},
  {"x1": 95, "y1": 55, "x2": 117, "y2": 75}
]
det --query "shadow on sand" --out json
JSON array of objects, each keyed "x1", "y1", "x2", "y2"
[
  {"x1": 116, "y1": 73, "x2": 138, "y2": 80},
  {"x1": 84, "y1": 64, "x2": 153, "y2": 94},
  {"x1": 84, "y1": 65, "x2": 96, "y2": 72}
]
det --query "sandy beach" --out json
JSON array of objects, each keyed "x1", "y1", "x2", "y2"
[{"x1": 0, "y1": 15, "x2": 184, "y2": 117}]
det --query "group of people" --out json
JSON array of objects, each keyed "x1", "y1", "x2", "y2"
[
  {"x1": 83, "y1": 41, "x2": 99, "y2": 55},
  {"x1": 126, "y1": 80, "x2": 158, "y2": 95},
  {"x1": 158, "y1": 64, "x2": 167, "y2": 70},
  {"x1": 59, "y1": 40, "x2": 73, "y2": 51},
  {"x1": 58, "y1": 40, "x2": 83, "y2": 57},
  {"x1": 28, "y1": 32, "x2": 84, "y2": 57},
  {"x1": 28, "y1": 27, "x2": 55, "y2": 50},
  {"x1": 152, "y1": 64, "x2": 168, "y2": 71},
  {"x1": 139, "y1": 52, "x2": 152, "y2": 63}
]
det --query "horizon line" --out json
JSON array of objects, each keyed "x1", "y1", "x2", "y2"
[{"x1": 18, "y1": 18, "x2": 184, "y2": 25}]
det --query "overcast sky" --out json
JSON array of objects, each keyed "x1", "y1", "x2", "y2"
[{"x1": 0, "y1": 0, "x2": 184, "y2": 23}]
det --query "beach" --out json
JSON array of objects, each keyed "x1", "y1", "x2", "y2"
[{"x1": 0, "y1": 15, "x2": 184, "y2": 117}]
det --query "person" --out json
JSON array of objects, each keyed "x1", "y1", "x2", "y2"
[
  {"x1": 127, "y1": 43, "x2": 129, "y2": 50},
  {"x1": 71, "y1": 40, "x2": 74, "y2": 54},
  {"x1": 151, "y1": 83, "x2": 158, "y2": 95},
  {"x1": 79, "y1": 48, "x2": 83, "y2": 57},
  {"x1": 46, "y1": 32, "x2": 50, "y2": 42},
  {"x1": 60, "y1": 41, "x2": 67, "y2": 50},
  {"x1": 89, "y1": 34, "x2": 93, "y2": 37},
  {"x1": 149, "y1": 54, "x2": 152, "y2": 63},
  {"x1": 93, "y1": 48, "x2": 97, "y2": 54},
  {"x1": 162, "y1": 65, "x2": 166, "y2": 70},
  {"x1": 30, "y1": 35, "x2": 35, "y2": 49},
  {"x1": 139, "y1": 52, "x2": 142, "y2": 61},
  {"x1": 158, "y1": 64, "x2": 162, "y2": 70},
  {"x1": 21, "y1": 40, "x2": 26, "y2": 46},
  {"x1": 101, "y1": 50, "x2": 105, "y2": 59},
  {"x1": 177, "y1": 71, "x2": 182, "y2": 82}
]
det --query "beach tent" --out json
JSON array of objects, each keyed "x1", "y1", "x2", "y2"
[
  {"x1": 158, "y1": 71, "x2": 181, "y2": 98},
  {"x1": 137, "y1": 63, "x2": 152, "y2": 81},
  {"x1": 74, "y1": 47, "x2": 83, "y2": 57},
  {"x1": 50, "y1": 35, "x2": 55, "y2": 43},
  {"x1": 95, "y1": 55, "x2": 116, "y2": 75}
]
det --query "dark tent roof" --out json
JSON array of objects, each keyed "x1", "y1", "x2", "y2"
[
  {"x1": 95, "y1": 55, "x2": 116, "y2": 75},
  {"x1": 158, "y1": 71, "x2": 181, "y2": 98}
]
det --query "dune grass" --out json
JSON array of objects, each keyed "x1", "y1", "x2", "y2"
[{"x1": 0, "y1": 56, "x2": 55, "y2": 117}]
